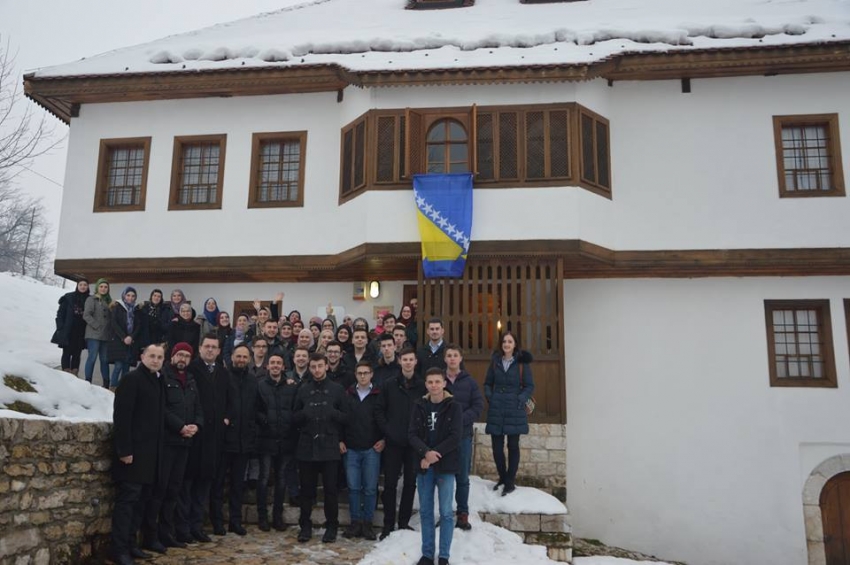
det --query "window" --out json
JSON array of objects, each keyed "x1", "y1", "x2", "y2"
[
  {"x1": 579, "y1": 107, "x2": 611, "y2": 195},
  {"x1": 764, "y1": 300, "x2": 836, "y2": 388},
  {"x1": 374, "y1": 112, "x2": 406, "y2": 184},
  {"x1": 169, "y1": 134, "x2": 227, "y2": 210},
  {"x1": 340, "y1": 115, "x2": 367, "y2": 202},
  {"x1": 93, "y1": 137, "x2": 151, "y2": 212},
  {"x1": 426, "y1": 119, "x2": 469, "y2": 173},
  {"x1": 248, "y1": 132, "x2": 307, "y2": 208},
  {"x1": 773, "y1": 114, "x2": 845, "y2": 198}
]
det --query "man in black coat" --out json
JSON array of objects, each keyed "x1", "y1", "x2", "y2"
[
  {"x1": 110, "y1": 343, "x2": 166, "y2": 565},
  {"x1": 256, "y1": 352, "x2": 298, "y2": 531},
  {"x1": 212, "y1": 343, "x2": 258, "y2": 536},
  {"x1": 143, "y1": 342, "x2": 203, "y2": 552},
  {"x1": 373, "y1": 333, "x2": 401, "y2": 387},
  {"x1": 326, "y1": 341, "x2": 354, "y2": 390},
  {"x1": 180, "y1": 334, "x2": 229, "y2": 543},
  {"x1": 376, "y1": 346, "x2": 426, "y2": 539},
  {"x1": 292, "y1": 352, "x2": 347, "y2": 544},
  {"x1": 416, "y1": 318, "x2": 448, "y2": 375}
]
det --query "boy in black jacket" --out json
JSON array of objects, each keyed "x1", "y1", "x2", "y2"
[{"x1": 408, "y1": 367, "x2": 462, "y2": 565}]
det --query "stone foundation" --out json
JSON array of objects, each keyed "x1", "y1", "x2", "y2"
[
  {"x1": 0, "y1": 418, "x2": 113, "y2": 564},
  {"x1": 471, "y1": 423, "x2": 566, "y2": 501},
  {"x1": 480, "y1": 511, "x2": 572, "y2": 562}
]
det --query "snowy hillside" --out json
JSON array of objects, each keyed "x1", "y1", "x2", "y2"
[{"x1": 0, "y1": 272, "x2": 65, "y2": 366}]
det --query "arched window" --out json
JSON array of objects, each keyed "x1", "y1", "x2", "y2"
[{"x1": 426, "y1": 119, "x2": 469, "y2": 173}]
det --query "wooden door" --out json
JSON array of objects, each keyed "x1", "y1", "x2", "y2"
[{"x1": 822, "y1": 471, "x2": 850, "y2": 565}]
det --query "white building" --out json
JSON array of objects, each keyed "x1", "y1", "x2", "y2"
[{"x1": 24, "y1": 1, "x2": 850, "y2": 563}]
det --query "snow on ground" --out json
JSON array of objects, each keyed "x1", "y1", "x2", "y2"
[
  {"x1": 0, "y1": 272, "x2": 65, "y2": 366},
  {"x1": 0, "y1": 352, "x2": 113, "y2": 422},
  {"x1": 0, "y1": 272, "x2": 113, "y2": 422},
  {"x1": 32, "y1": 0, "x2": 850, "y2": 77},
  {"x1": 574, "y1": 559, "x2": 674, "y2": 565},
  {"x1": 467, "y1": 475, "x2": 566, "y2": 514}
]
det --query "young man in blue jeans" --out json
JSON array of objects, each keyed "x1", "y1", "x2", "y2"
[{"x1": 409, "y1": 367, "x2": 463, "y2": 565}]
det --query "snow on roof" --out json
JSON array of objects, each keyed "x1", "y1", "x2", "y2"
[{"x1": 32, "y1": 0, "x2": 850, "y2": 79}]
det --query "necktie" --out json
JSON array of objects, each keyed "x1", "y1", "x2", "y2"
[{"x1": 207, "y1": 364, "x2": 214, "y2": 373}]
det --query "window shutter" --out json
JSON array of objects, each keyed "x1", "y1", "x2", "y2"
[
  {"x1": 595, "y1": 120, "x2": 610, "y2": 189},
  {"x1": 341, "y1": 127, "x2": 354, "y2": 195},
  {"x1": 353, "y1": 119, "x2": 366, "y2": 189},
  {"x1": 525, "y1": 110, "x2": 545, "y2": 179},
  {"x1": 548, "y1": 109, "x2": 570, "y2": 178},
  {"x1": 376, "y1": 115, "x2": 397, "y2": 183},
  {"x1": 405, "y1": 108, "x2": 425, "y2": 177},
  {"x1": 498, "y1": 111, "x2": 520, "y2": 180},
  {"x1": 476, "y1": 112, "x2": 495, "y2": 181},
  {"x1": 580, "y1": 112, "x2": 596, "y2": 185},
  {"x1": 469, "y1": 104, "x2": 478, "y2": 176}
]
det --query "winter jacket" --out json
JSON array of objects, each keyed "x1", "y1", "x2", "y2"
[
  {"x1": 444, "y1": 369, "x2": 484, "y2": 438},
  {"x1": 327, "y1": 363, "x2": 354, "y2": 391},
  {"x1": 167, "y1": 318, "x2": 201, "y2": 357},
  {"x1": 112, "y1": 363, "x2": 165, "y2": 485},
  {"x1": 376, "y1": 372, "x2": 426, "y2": 447},
  {"x1": 484, "y1": 351, "x2": 535, "y2": 436},
  {"x1": 139, "y1": 301, "x2": 171, "y2": 347},
  {"x1": 107, "y1": 302, "x2": 143, "y2": 364},
  {"x1": 373, "y1": 358, "x2": 401, "y2": 388},
  {"x1": 341, "y1": 384, "x2": 383, "y2": 451},
  {"x1": 408, "y1": 393, "x2": 462, "y2": 475},
  {"x1": 186, "y1": 358, "x2": 230, "y2": 480},
  {"x1": 162, "y1": 366, "x2": 204, "y2": 447},
  {"x1": 223, "y1": 366, "x2": 259, "y2": 454},
  {"x1": 51, "y1": 290, "x2": 88, "y2": 350},
  {"x1": 292, "y1": 377, "x2": 347, "y2": 462},
  {"x1": 83, "y1": 295, "x2": 112, "y2": 341},
  {"x1": 256, "y1": 375, "x2": 298, "y2": 456},
  {"x1": 416, "y1": 342, "x2": 447, "y2": 375}
]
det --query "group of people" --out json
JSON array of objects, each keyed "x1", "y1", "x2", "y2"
[{"x1": 54, "y1": 281, "x2": 535, "y2": 565}]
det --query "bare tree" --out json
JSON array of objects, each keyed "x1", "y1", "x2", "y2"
[{"x1": 0, "y1": 36, "x2": 60, "y2": 282}]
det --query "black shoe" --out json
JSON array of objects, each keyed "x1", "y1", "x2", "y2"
[
  {"x1": 258, "y1": 518, "x2": 270, "y2": 532},
  {"x1": 228, "y1": 523, "x2": 247, "y2": 536},
  {"x1": 175, "y1": 532, "x2": 196, "y2": 544},
  {"x1": 191, "y1": 530, "x2": 212, "y2": 543},
  {"x1": 398, "y1": 523, "x2": 414, "y2": 531},
  {"x1": 129, "y1": 547, "x2": 151, "y2": 560},
  {"x1": 141, "y1": 540, "x2": 167, "y2": 554},
  {"x1": 322, "y1": 523, "x2": 338, "y2": 543},
  {"x1": 272, "y1": 517, "x2": 287, "y2": 531},
  {"x1": 379, "y1": 526, "x2": 393, "y2": 540},
  {"x1": 161, "y1": 536, "x2": 187, "y2": 549},
  {"x1": 438, "y1": 559, "x2": 450, "y2": 565},
  {"x1": 343, "y1": 521, "x2": 362, "y2": 539},
  {"x1": 212, "y1": 524, "x2": 226, "y2": 536},
  {"x1": 416, "y1": 557, "x2": 434, "y2": 565},
  {"x1": 110, "y1": 553, "x2": 136, "y2": 565},
  {"x1": 455, "y1": 512, "x2": 472, "y2": 531},
  {"x1": 362, "y1": 521, "x2": 377, "y2": 541},
  {"x1": 492, "y1": 480, "x2": 504, "y2": 491},
  {"x1": 502, "y1": 483, "x2": 516, "y2": 496},
  {"x1": 297, "y1": 523, "x2": 313, "y2": 542}
]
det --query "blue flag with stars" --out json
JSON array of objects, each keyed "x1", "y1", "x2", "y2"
[{"x1": 413, "y1": 173, "x2": 473, "y2": 278}]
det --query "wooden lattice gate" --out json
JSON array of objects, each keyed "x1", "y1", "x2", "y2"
[{"x1": 417, "y1": 258, "x2": 566, "y2": 424}]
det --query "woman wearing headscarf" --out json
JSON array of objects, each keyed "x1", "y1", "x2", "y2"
[
  {"x1": 139, "y1": 289, "x2": 171, "y2": 347},
  {"x1": 195, "y1": 297, "x2": 221, "y2": 340},
  {"x1": 223, "y1": 313, "x2": 250, "y2": 367},
  {"x1": 296, "y1": 328, "x2": 315, "y2": 353},
  {"x1": 215, "y1": 311, "x2": 233, "y2": 362},
  {"x1": 168, "y1": 303, "x2": 201, "y2": 359},
  {"x1": 52, "y1": 279, "x2": 90, "y2": 374},
  {"x1": 335, "y1": 324, "x2": 354, "y2": 355},
  {"x1": 83, "y1": 278, "x2": 113, "y2": 387},
  {"x1": 168, "y1": 289, "x2": 195, "y2": 322},
  {"x1": 107, "y1": 286, "x2": 142, "y2": 390}
]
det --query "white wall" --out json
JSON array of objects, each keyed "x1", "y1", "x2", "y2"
[
  {"x1": 564, "y1": 276, "x2": 850, "y2": 565},
  {"x1": 57, "y1": 72, "x2": 850, "y2": 261}
]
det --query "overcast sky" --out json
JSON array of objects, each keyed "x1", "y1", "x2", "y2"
[{"x1": 1, "y1": 0, "x2": 304, "y2": 250}]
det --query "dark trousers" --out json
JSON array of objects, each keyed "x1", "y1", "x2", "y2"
[
  {"x1": 285, "y1": 456, "x2": 300, "y2": 498},
  {"x1": 298, "y1": 460, "x2": 339, "y2": 527},
  {"x1": 143, "y1": 444, "x2": 188, "y2": 542},
  {"x1": 491, "y1": 434, "x2": 521, "y2": 484},
  {"x1": 61, "y1": 345, "x2": 84, "y2": 370},
  {"x1": 111, "y1": 482, "x2": 151, "y2": 556},
  {"x1": 211, "y1": 452, "x2": 249, "y2": 527},
  {"x1": 381, "y1": 442, "x2": 419, "y2": 529},
  {"x1": 176, "y1": 477, "x2": 212, "y2": 536},
  {"x1": 257, "y1": 452, "x2": 292, "y2": 522}
]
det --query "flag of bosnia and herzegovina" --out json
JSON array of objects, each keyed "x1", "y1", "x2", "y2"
[{"x1": 412, "y1": 173, "x2": 473, "y2": 279}]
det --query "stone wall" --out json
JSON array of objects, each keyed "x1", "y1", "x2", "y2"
[
  {"x1": 0, "y1": 419, "x2": 113, "y2": 565},
  {"x1": 471, "y1": 423, "x2": 566, "y2": 501}
]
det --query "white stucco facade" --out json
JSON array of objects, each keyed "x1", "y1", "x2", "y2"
[
  {"x1": 564, "y1": 276, "x2": 850, "y2": 565},
  {"x1": 56, "y1": 72, "x2": 850, "y2": 260}
]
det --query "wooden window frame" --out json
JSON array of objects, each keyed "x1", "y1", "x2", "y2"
[
  {"x1": 773, "y1": 114, "x2": 845, "y2": 198},
  {"x1": 764, "y1": 299, "x2": 837, "y2": 388},
  {"x1": 338, "y1": 102, "x2": 612, "y2": 202},
  {"x1": 577, "y1": 106, "x2": 612, "y2": 198},
  {"x1": 168, "y1": 134, "x2": 227, "y2": 211},
  {"x1": 339, "y1": 115, "x2": 368, "y2": 204},
  {"x1": 247, "y1": 131, "x2": 307, "y2": 209},
  {"x1": 93, "y1": 137, "x2": 151, "y2": 213}
]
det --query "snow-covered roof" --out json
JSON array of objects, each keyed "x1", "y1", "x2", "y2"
[{"x1": 31, "y1": 0, "x2": 850, "y2": 79}]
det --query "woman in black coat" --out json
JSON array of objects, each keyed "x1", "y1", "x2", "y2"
[
  {"x1": 51, "y1": 279, "x2": 90, "y2": 373},
  {"x1": 138, "y1": 289, "x2": 171, "y2": 348},
  {"x1": 484, "y1": 331, "x2": 535, "y2": 496},
  {"x1": 107, "y1": 287, "x2": 143, "y2": 390},
  {"x1": 167, "y1": 303, "x2": 201, "y2": 357}
]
